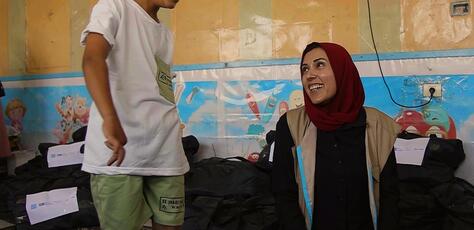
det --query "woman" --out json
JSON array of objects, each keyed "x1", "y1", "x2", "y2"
[{"x1": 271, "y1": 42, "x2": 400, "y2": 230}]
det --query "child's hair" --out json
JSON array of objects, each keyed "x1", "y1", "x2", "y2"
[{"x1": 5, "y1": 99, "x2": 27, "y2": 117}]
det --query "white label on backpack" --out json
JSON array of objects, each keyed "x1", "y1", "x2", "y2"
[
  {"x1": 26, "y1": 187, "x2": 79, "y2": 225},
  {"x1": 269, "y1": 142, "x2": 275, "y2": 162},
  {"x1": 394, "y1": 138, "x2": 429, "y2": 166},
  {"x1": 47, "y1": 141, "x2": 85, "y2": 168}
]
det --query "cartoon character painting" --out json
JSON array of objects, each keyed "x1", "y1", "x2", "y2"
[
  {"x1": 395, "y1": 106, "x2": 456, "y2": 139},
  {"x1": 74, "y1": 96, "x2": 90, "y2": 125},
  {"x1": 395, "y1": 110, "x2": 429, "y2": 136},
  {"x1": 261, "y1": 94, "x2": 277, "y2": 123},
  {"x1": 246, "y1": 92, "x2": 261, "y2": 120},
  {"x1": 53, "y1": 120, "x2": 74, "y2": 145},
  {"x1": 289, "y1": 90, "x2": 304, "y2": 109},
  {"x1": 5, "y1": 99, "x2": 27, "y2": 135},
  {"x1": 247, "y1": 152, "x2": 260, "y2": 163},
  {"x1": 54, "y1": 95, "x2": 75, "y2": 144},
  {"x1": 422, "y1": 105, "x2": 456, "y2": 138},
  {"x1": 53, "y1": 95, "x2": 90, "y2": 144},
  {"x1": 55, "y1": 95, "x2": 74, "y2": 124},
  {"x1": 279, "y1": 101, "x2": 289, "y2": 116}
]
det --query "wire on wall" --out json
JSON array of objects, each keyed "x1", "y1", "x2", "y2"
[{"x1": 366, "y1": 0, "x2": 434, "y2": 108}]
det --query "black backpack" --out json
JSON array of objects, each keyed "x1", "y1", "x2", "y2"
[
  {"x1": 432, "y1": 177, "x2": 474, "y2": 230},
  {"x1": 184, "y1": 157, "x2": 277, "y2": 230}
]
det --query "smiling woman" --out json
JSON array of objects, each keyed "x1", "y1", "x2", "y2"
[
  {"x1": 271, "y1": 42, "x2": 401, "y2": 230},
  {"x1": 300, "y1": 47, "x2": 337, "y2": 106}
]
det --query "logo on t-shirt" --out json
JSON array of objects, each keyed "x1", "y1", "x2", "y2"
[{"x1": 155, "y1": 56, "x2": 175, "y2": 104}]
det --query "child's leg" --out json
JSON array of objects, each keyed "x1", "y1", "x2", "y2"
[
  {"x1": 90, "y1": 174, "x2": 152, "y2": 230},
  {"x1": 144, "y1": 175, "x2": 185, "y2": 229}
]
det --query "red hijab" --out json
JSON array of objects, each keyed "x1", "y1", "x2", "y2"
[{"x1": 301, "y1": 42, "x2": 365, "y2": 131}]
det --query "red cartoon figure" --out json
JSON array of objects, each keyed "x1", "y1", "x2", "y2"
[
  {"x1": 247, "y1": 152, "x2": 260, "y2": 163},
  {"x1": 279, "y1": 101, "x2": 289, "y2": 116},
  {"x1": 395, "y1": 108, "x2": 457, "y2": 139},
  {"x1": 395, "y1": 110, "x2": 430, "y2": 136},
  {"x1": 246, "y1": 92, "x2": 261, "y2": 120}
]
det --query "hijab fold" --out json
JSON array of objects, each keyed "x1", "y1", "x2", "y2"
[{"x1": 302, "y1": 42, "x2": 365, "y2": 131}]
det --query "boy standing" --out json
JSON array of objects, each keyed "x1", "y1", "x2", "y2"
[{"x1": 81, "y1": 0, "x2": 189, "y2": 229}]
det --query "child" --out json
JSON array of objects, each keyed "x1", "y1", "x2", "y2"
[{"x1": 81, "y1": 0, "x2": 189, "y2": 229}]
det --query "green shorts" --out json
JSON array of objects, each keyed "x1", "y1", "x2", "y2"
[{"x1": 90, "y1": 174, "x2": 185, "y2": 230}]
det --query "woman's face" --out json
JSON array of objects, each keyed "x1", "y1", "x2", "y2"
[{"x1": 301, "y1": 48, "x2": 337, "y2": 105}]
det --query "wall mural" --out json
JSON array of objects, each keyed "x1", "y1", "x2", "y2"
[
  {"x1": 2, "y1": 86, "x2": 91, "y2": 149},
  {"x1": 177, "y1": 75, "x2": 473, "y2": 159},
  {"x1": 1, "y1": 75, "x2": 473, "y2": 157}
]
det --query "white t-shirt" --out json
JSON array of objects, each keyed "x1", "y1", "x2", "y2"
[{"x1": 80, "y1": 0, "x2": 189, "y2": 175}]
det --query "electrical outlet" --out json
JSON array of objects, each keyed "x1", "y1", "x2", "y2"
[{"x1": 422, "y1": 83, "x2": 442, "y2": 97}]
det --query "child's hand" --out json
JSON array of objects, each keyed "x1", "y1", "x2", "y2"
[{"x1": 102, "y1": 116, "x2": 127, "y2": 166}]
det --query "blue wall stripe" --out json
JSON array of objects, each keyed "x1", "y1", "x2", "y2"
[
  {"x1": 1, "y1": 72, "x2": 84, "y2": 82},
  {"x1": 352, "y1": 48, "x2": 474, "y2": 61},
  {"x1": 2, "y1": 48, "x2": 474, "y2": 81}
]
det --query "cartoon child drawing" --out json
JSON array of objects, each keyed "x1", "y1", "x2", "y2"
[
  {"x1": 279, "y1": 101, "x2": 289, "y2": 116},
  {"x1": 5, "y1": 99, "x2": 27, "y2": 135},
  {"x1": 55, "y1": 95, "x2": 74, "y2": 123},
  {"x1": 54, "y1": 95, "x2": 75, "y2": 144},
  {"x1": 53, "y1": 120, "x2": 74, "y2": 144},
  {"x1": 288, "y1": 90, "x2": 304, "y2": 110},
  {"x1": 74, "y1": 96, "x2": 89, "y2": 125}
]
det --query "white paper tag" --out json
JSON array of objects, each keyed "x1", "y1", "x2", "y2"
[
  {"x1": 47, "y1": 142, "x2": 84, "y2": 168},
  {"x1": 394, "y1": 138, "x2": 429, "y2": 166},
  {"x1": 26, "y1": 187, "x2": 79, "y2": 225},
  {"x1": 269, "y1": 142, "x2": 275, "y2": 163}
]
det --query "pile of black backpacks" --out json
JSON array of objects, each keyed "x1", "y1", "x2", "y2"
[
  {"x1": 4, "y1": 127, "x2": 473, "y2": 230},
  {"x1": 397, "y1": 132, "x2": 474, "y2": 230},
  {"x1": 0, "y1": 128, "x2": 277, "y2": 230},
  {"x1": 0, "y1": 126, "x2": 99, "y2": 229}
]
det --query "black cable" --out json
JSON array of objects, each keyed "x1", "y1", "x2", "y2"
[{"x1": 366, "y1": 0, "x2": 434, "y2": 108}]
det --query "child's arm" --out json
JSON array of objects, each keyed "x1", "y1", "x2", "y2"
[{"x1": 82, "y1": 32, "x2": 127, "y2": 166}]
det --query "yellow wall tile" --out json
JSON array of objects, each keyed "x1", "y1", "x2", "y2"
[
  {"x1": 173, "y1": 0, "x2": 239, "y2": 64},
  {"x1": 7, "y1": 0, "x2": 25, "y2": 76},
  {"x1": 272, "y1": 0, "x2": 359, "y2": 58},
  {"x1": 401, "y1": 0, "x2": 474, "y2": 51},
  {"x1": 239, "y1": 0, "x2": 272, "y2": 60},
  {"x1": 26, "y1": 0, "x2": 71, "y2": 73},
  {"x1": 70, "y1": 0, "x2": 90, "y2": 72},
  {"x1": 358, "y1": 0, "x2": 401, "y2": 53}
]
